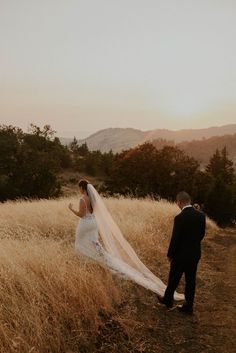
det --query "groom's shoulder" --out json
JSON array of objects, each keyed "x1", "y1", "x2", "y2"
[
  {"x1": 174, "y1": 212, "x2": 183, "y2": 221},
  {"x1": 194, "y1": 208, "x2": 206, "y2": 218},
  {"x1": 176, "y1": 208, "x2": 196, "y2": 219}
]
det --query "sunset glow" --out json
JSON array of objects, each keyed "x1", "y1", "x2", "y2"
[{"x1": 0, "y1": 0, "x2": 235, "y2": 137}]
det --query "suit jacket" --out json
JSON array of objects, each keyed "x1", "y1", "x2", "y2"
[{"x1": 167, "y1": 206, "x2": 206, "y2": 262}]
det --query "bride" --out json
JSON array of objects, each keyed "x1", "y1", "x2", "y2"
[{"x1": 68, "y1": 179, "x2": 184, "y2": 300}]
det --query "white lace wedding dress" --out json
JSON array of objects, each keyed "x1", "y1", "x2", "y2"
[{"x1": 75, "y1": 185, "x2": 184, "y2": 300}]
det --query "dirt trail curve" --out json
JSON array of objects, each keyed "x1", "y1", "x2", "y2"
[{"x1": 95, "y1": 229, "x2": 236, "y2": 353}]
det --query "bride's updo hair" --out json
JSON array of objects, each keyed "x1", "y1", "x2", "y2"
[{"x1": 78, "y1": 179, "x2": 89, "y2": 194}]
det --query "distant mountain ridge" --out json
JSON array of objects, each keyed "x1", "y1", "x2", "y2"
[
  {"x1": 66, "y1": 124, "x2": 236, "y2": 152},
  {"x1": 152, "y1": 133, "x2": 236, "y2": 167},
  {"x1": 78, "y1": 128, "x2": 146, "y2": 152}
]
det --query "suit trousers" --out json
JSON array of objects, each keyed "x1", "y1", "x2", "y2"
[{"x1": 163, "y1": 259, "x2": 199, "y2": 308}]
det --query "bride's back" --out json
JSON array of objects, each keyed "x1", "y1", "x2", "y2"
[{"x1": 81, "y1": 195, "x2": 93, "y2": 215}]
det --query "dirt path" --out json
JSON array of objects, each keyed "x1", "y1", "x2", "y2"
[{"x1": 95, "y1": 229, "x2": 236, "y2": 353}]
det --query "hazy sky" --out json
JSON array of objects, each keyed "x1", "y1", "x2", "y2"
[{"x1": 0, "y1": 0, "x2": 236, "y2": 137}]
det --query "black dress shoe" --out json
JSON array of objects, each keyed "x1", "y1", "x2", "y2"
[
  {"x1": 158, "y1": 296, "x2": 173, "y2": 309},
  {"x1": 177, "y1": 305, "x2": 193, "y2": 315}
]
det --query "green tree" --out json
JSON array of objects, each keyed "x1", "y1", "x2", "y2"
[
  {"x1": 77, "y1": 143, "x2": 89, "y2": 157},
  {"x1": 0, "y1": 124, "x2": 70, "y2": 200},
  {"x1": 204, "y1": 148, "x2": 236, "y2": 226},
  {"x1": 107, "y1": 143, "x2": 201, "y2": 198},
  {"x1": 70, "y1": 137, "x2": 79, "y2": 153},
  {"x1": 205, "y1": 178, "x2": 235, "y2": 226},
  {"x1": 0, "y1": 125, "x2": 23, "y2": 199},
  {"x1": 206, "y1": 147, "x2": 234, "y2": 184},
  {"x1": 155, "y1": 146, "x2": 200, "y2": 200},
  {"x1": 108, "y1": 143, "x2": 159, "y2": 196},
  {"x1": 99, "y1": 150, "x2": 115, "y2": 176}
]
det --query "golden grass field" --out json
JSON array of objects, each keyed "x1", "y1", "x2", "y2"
[{"x1": 0, "y1": 196, "x2": 231, "y2": 353}]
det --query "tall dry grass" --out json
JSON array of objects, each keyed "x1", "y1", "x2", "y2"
[{"x1": 0, "y1": 197, "x2": 218, "y2": 352}]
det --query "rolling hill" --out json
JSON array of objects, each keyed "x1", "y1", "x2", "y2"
[
  {"x1": 178, "y1": 133, "x2": 236, "y2": 166},
  {"x1": 152, "y1": 134, "x2": 236, "y2": 167},
  {"x1": 72, "y1": 124, "x2": 236, "y2": 152},
  {"x1": 78, "y1": 127, "x2": 146, "y2": 152}
]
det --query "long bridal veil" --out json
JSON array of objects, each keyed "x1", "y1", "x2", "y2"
[{"x1": 87, "y1": 184, "x2": 184, "y2": 300}]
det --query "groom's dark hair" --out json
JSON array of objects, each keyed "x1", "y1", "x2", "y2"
[{"x1": 176, "y1": 191, "x2": 191, "y2": 203}]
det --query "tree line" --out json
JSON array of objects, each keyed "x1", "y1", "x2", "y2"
[
  {"x1": 1, "y1": 124, "x2": 235, "y2": 226},
  {"x1": 104, "y1": 143, "x2": 236, "y2": 227},
  {"x1": 0, "y1": 124, "x2": 71, "y2": 200}
]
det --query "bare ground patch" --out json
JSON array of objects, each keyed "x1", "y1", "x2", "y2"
[{"x1": 94, "y1": 229, "x2": 236, "y2": 353}]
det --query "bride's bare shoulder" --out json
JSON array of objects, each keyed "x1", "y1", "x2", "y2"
[
  {"x1": 80, "y1": 195, "x2": 90, "y2": 207},
  {"x1": 82, "y1": 195, "x2": 90, "y2": 202}
]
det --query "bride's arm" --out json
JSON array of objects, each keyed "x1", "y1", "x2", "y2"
[{"x1": 68, "y1": 199, "x2": 86, "y2": 218}]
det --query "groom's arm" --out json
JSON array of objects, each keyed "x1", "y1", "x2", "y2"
[
  {"x1": 167, "y1": 215, "x2": 182, "y2": 259},
  {"x1": 200, "y1": 213, "x2": 206, "y2": 241}
]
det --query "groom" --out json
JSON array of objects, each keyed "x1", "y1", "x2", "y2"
[{"x1": 159, "y1": 191, "x2": 206, "y2": 314}]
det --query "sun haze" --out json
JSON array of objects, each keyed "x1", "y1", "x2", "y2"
[{"x1": 0, "y1": 0, "x2": 235, "y2": 137}]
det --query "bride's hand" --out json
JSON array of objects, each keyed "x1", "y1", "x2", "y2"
[{"x1": 68, "y1": 203, "x2": 73, "y2": 211}]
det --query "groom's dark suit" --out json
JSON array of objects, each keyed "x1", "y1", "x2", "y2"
[{"x1": 163, "y1": 206, "x2": 206, "y2": 309}]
